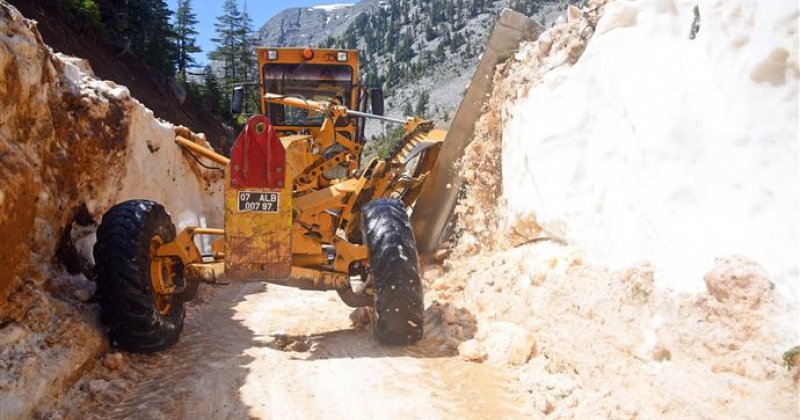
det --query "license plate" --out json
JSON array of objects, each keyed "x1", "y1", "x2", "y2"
[{"x1": 237, "y1": 191, "x2": 279, "y2": 213}]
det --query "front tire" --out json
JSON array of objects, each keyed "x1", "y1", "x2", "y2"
[
  {"x1": 362, "y1": 198, "x2": 424, "y2": 345},
  {"x1": 93, "y1": 200, "x2": 185, "y2": 353}
]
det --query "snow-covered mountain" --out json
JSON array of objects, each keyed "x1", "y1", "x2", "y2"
[{"x1": 255, "y1": 1, "x2": 381, "y2": 48}]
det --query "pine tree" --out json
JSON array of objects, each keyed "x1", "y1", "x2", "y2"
[
  {"x1": 415, "y1": 91, "x2": 430, "y2": 117},
  {"x1": 403, "y1": 101, "x2": 414, "y2": 117},
  {"x1": 174, "y1": 0, "x2": 201, "y2": 81},
  {"x1": 201, "y1": 65, "x2": 223, "y2": 115},
  {"x1": 210, "y1": 0, "x2": 242, "y2": 89},
  {"x1": 98, "y1": 0, "x2": 177, "y2": 76},
  {"x1": 424, "y1": 20, "x2": 437, "y2": 41},
  {"x1": 236, "y1": 2, "x2": 254, "y2": 84},
  {"x1": 142, "y1": 0, "x2": 177, "y2": 76},
  {"x1": 237, "y1": 1, "x2": 258, "y2": 113}
]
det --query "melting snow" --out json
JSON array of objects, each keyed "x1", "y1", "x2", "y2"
[{"x1": 311, "y1": 3, "x2": 354, "y2": 12}]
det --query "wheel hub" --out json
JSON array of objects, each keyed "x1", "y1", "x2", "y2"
[{"x1": 149, "y1": 236, "x2": 176, "y2": 315}]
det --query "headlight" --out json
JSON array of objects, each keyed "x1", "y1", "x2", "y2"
[
  {"x1": 266, "y1": 50, "x2": 278, "y2": 60},
  {"x1": 336, "y1": 51, "x2": 348, "y2": 62}
]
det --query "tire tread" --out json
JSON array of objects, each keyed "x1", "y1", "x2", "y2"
[
  {"x1": 362, "y1": 198, "x2": 424, "y2": 345},
  {"x1": 93, "y1": 200, "x2": 185, "y2": 353}
]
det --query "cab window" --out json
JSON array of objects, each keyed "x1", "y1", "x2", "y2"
[{"x1": 263, "y1": 64, "x2": 353, "y2": 127}]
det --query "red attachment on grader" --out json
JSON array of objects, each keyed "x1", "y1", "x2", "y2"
[{"x1": 229, "y1": 115, "x2": 286, "y2": 189}]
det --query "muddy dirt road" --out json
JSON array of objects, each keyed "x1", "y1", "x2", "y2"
[{"x1": 48, "y1": 282, "x2": 522, "y2": 419}]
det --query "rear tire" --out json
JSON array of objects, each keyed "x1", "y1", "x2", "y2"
[
  {"x1": 362, "y1": 198, "x2": 424, "y2": 345},
  {"x1": 93, "y1": 200, "x2": 185, "y2": 353}
]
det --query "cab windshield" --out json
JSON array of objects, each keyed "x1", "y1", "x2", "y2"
[{"x1": 263, "y1": 64, "x2": 353, "y2": 126}]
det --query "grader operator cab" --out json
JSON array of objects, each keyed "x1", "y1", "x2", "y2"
[
  {"x1": 91, "y1": 10, "x2": 539, "y2": 353},
  {"x1": 92, "y1": 47, "x2": 446, "y2": 352}
]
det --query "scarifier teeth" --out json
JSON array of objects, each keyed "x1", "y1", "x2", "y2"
[{"x1": 388, "y1": 122, "x2": 435, "y2": 164}]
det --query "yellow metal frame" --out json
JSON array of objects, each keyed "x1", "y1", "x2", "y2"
[
  {"x1": 160, "y1": 47, "x2": 444, "y2": 293},
  {"x1": 149, "y1": 235, "x2": 176, "y2": 314}
]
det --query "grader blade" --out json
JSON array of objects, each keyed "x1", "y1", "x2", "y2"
[{"x1": 411, "y1": 9, "x2": 544, "y2": 255}]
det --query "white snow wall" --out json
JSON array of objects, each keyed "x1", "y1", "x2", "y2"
[
  {"x1": 65, "y1": 62, "x2": 226, "y2": 257},
  {"x1": 502, "y1": 0, "x2": 798, "y2": 298}
]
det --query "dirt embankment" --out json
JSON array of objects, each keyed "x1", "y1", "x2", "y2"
[{"x1": 0, "y1": 2, "x2": 223, "y2": 417}]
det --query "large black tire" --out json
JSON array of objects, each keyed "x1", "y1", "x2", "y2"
[
  {"x1": 362, "y1": 198, "x2": 424, "y2": 345},
  {"x1": 93, "y1": 200, "x2": 185, "y2": 353}
]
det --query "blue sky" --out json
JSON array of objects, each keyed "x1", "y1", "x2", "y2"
[{"x1": 167, "y1": 0, "x2": 339, "y2": 65}]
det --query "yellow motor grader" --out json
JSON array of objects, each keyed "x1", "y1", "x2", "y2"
[
  {"x1": 92, "y1": 47, "x2": 446, "y2": 352},
  {"x1": 92, "y1": 10, "x2": 539, "y2": 353}
]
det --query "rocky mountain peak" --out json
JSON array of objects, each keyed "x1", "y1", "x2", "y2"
[{"x1": 256, "y1": 1, "x2": 380, "y2": 47}]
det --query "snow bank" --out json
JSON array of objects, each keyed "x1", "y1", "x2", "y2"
[
  {"x1": 502, "y1": 0, "x2": 799, "y2": 298},
  {"x1": 66, "y1": 65, "x2": 224, "y2": 235},
  {"x1": 427, "y1": 1, "x2": 798, "y2": 417}
]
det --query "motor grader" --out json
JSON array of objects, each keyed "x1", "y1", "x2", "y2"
[
  {"x1": 91, "y1": 9, "x2": 539, "y2": 353},
  {"x1": 92, "y1": 47, "x2": 447, "y2": 352}
]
